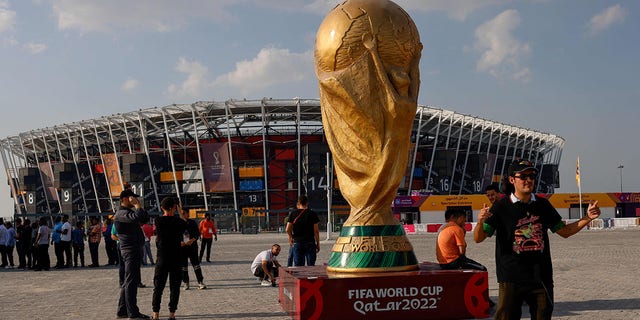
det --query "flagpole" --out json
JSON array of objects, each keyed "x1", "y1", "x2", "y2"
[{"x1": 577, "y1": 157, "x2": 583, "y2": 218}]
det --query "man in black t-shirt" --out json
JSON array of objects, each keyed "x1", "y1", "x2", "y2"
[
  {"x1": 180, "y1": 208, "x2": 206, "y2": 290},
  {"x1": 285, "y1": 195, "x2": 320, "y2": 266},
  {"x1": 152, "y1": 197, "x2": 187, "y2": 320},
  {"x1": 474, "y1": 159, "x2": 601, "y2": 320}
]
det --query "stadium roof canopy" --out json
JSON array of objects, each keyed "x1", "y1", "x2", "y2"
[
  {"x1": 0, "y1": 98, "x2": 564, "y2": 160},
  {"x1": 0, "y1": 98, "x2": 565, "y2": 217}
]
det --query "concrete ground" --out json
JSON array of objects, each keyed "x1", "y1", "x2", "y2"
[{"x1": 0, "y1": 228, "x2": 638, "y2": 319}]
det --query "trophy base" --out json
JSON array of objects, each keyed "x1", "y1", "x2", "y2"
[
  {"x1": 278, "y1": 263, "x2": 490, "y2": 320},
  {"x1": 327, "y1": 224, "x2": 418, "y2": 271}
]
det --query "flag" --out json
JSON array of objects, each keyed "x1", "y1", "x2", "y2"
[{"x1": 575, "y1": 157, "x2": 581, "y2": 187}]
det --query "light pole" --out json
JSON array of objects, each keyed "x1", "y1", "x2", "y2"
[{"x1": 618, "y1": 164, "x2": 624, "y2": 193}]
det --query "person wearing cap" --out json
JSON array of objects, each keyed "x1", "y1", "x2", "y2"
[
  {"x1": 114, "y1": 188, "x2": 150, "y2": 319},
  {"x1": 474, "y1": 159, "x2": 601, "y2": 320}
]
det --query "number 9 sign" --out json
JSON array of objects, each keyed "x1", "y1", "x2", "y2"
[{"x1": 62, "y1": 189, "x2": 72, "y2": 203}]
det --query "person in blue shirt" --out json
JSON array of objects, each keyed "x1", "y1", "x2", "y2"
[
  {"x1": 104, "y1": 217, "x2": 119, "y2": 265},
  {"x1": 51, "y1": 216, "x2": 64, "y2": 268},
  {"x1": 4, "y1": 221, "x2": 17, "y2": 268},
  {"x1": 71, "y1": 221, "x2": 85, "y2": 267}
]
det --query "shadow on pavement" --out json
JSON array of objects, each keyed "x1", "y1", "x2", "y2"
[
  {"x1": 553, "y1": 298, "x2": 640, "y2": 316},
  {"x1": 172, "y1": 312, "x2": 288, "y2": 319},
  {"x1": 209, "y1": 260, "x2": 250, "y2": 266}
]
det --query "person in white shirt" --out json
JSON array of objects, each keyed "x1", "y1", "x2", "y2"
[
  {"x1": 251, "y1": 244, "x2": 282, "y2": 287},
  {"x1": 60, "y1": 214, "x2": 73, "y2": 268},
  {"x1": 34, "y1": 217, "x2": 51, "y2": 271}
]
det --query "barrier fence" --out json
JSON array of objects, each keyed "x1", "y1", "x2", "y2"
[{"x1": 402, "y1": 218, "x2": 640, "y2": 234}]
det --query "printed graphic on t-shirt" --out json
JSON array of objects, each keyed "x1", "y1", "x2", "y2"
[{"x1": 512, "y1": 214, "x2": 544, "y2": 254}]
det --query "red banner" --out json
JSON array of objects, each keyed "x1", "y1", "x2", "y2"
[{"x1": 202, "y1": 143, "x2": 233, "y2": 192}]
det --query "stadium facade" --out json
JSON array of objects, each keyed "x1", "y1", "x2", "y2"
[{"x1": 0, "y1": 98, "x2": 564, "y2": 230}]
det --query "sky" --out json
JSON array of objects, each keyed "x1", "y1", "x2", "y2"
[{"x1": 1, "y1": 0, "x2": 638, "y2": 218}]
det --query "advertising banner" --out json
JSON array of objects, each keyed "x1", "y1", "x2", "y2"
[
  {"x1": 420, "y1": 195, "x2": 489, "y2": 211},
  {"x1": 547, "y1": 193, "x2": 616, "y2": 208},
  {"x1": 38, "y1": 162, "x2": 58, "y2": 201},
  {"x1": 202, "y1": 143, "x2": 233, "y2": 192},
  {"x1": 103, "y1": 153, "x2": 123, "y2": 197}
]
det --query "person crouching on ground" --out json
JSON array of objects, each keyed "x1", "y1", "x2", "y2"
[{"x1": 251, "y1": 244, "x2": 281, "y2": 287}]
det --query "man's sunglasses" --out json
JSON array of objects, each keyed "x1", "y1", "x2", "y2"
[{"x1": 514, "y1": 173, "x2": 536, "y2": 180}]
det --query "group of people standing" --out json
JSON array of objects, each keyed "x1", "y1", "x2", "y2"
[
  {"x1": 245, "y1": 160, "x2": 605, "y2": 320},
  {"x1": 0, "y1": 215, "x2": 81, "y2": 271},
  {"x1": 0, "y1": 217, "x2": 29, "y2": 269},
  {"x1": 114, "y1": 189, "x2": 215, "y2": 320},
  {"x1": 435, "y1": 159, "x2": 601, "y2": 320},
  {"x1": 1, "y1": 186, "x2": 218, "y2": 320},
  {"x1": 4, "y1": 159, "x2": 601, "y2": 320}
]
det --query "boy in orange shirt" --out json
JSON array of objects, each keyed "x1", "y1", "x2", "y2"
[{"x1": 436, "y1": 208, "x2": 486, "y2": 271}]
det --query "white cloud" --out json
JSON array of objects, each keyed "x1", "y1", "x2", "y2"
[
  {"x1": 472, "y1": 9, "x2": 531, "y2": 82},
  {"x1": 394, "y1": 0, "x2": 510, "y2": 21},
  {"x1": 51, "y1": 0, "x2": 238, "y2": 33},
  {"x1": 2, "y1": 34, "x2": 17, "y2": 46},
  {"x1": 300, "y1": 0, "x2": 511, "y2": 21},
  {"x1": 121, "y1": 78, "x2": 139, "y2": 92},
  {"x1": 587, "y1": 4, "x2": 628, "y2": 36},
  {"x1": 213, "y1": 48, "x2": 314, "y2": 97},
  {"x1": 22, "y1": 42, "x2": 47, "y2": 54},
  {"x1": 166, "y1": 48, "x2": 314, "y2": 100},
  {"x1": 166, "y1": 57, "x2": 211, "y2": 99},
  {"x1": 48, "y1": 0, "x2": 516, "y2": 34},
  {"x1": 0, "y1": 0, "x2": 16, "y2": 33}
]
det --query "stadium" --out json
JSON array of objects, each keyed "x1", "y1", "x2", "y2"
[{"x1": 0, "y1": 98, "x2": 565, "y2": 231}]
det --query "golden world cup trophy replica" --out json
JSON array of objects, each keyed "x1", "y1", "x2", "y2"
[{"x1": 315, "y1": 0, "x2": 422, "y2": 272}]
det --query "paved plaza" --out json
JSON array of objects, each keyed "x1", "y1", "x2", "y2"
[{"x1": 0, "y1": 228, "x2": 639, "y2": 320}]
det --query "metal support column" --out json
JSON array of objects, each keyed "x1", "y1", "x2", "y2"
[
  {"x1": 80, "y1": 128, "x2": 102, "y2": 213},
  {"x1": 224, "y1": 102, "x2": 239, "y2": 230},
  {"x1": 407, "y1": 108, "x2": 423, "y2": 195},
  {"x1": 93, "y1": 123, "x2": 115, "y2": 212},
  {"x1": 66, "y1": 128, "x2": 89, "y2": 213},
  {"x1": 137, "y1": 112, "x2": 161, "y2": 213},
  {"x1": 191, "y1": 105, "x2": 209, "y2": 211}
]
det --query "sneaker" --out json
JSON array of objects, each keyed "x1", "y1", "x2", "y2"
[
  {"x1": 184, "y1": 282, "x2": 190, "y2": 290},
  {"x1": 198, "y1": 282, "x2": 207, "y2": 290},
  {"x1": 261, "y1": 280, "x2": 272, "y2": 286}
]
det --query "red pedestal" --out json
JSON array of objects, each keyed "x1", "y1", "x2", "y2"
[{"x1": 279, "y1": 262, "x2": 489, "y2": 320}]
